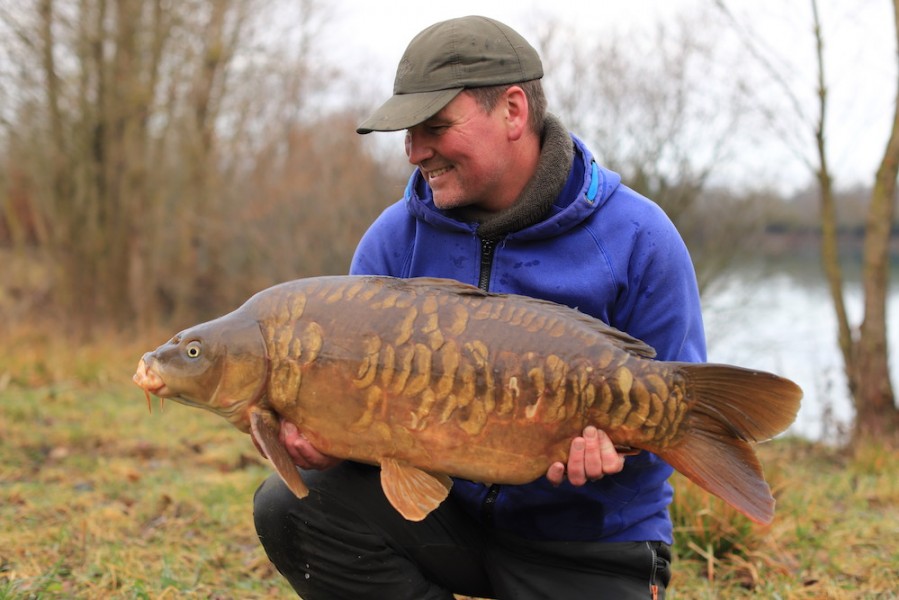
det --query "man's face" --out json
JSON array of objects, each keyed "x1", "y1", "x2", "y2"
[{"x1": 405, "y1": 91, "x2": 511, "y2": 212}]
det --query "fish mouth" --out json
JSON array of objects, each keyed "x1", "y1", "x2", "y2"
[
  {"x1": 133, "y1": 356, "x2": 172, "y2": 411},
  {"x1": 133, "y1": 357, "x2": 168, "y2": 394}
]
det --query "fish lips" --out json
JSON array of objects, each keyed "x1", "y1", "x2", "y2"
[{"x1": 133, "y1": 355, "x2": 169, "y2": 396}]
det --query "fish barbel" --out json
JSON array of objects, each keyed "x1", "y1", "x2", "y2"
[{"x1": 132, "y1": 275, "x2": 802, "y2": 523}]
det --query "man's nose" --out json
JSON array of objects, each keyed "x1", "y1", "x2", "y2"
[{"x1": 405, "y1": 130, "x2": 433, "y2": 164}]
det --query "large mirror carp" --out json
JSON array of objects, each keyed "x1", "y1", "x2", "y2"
[{"x1": 133, "y1": 276, "x2": 802, "y2": 523}]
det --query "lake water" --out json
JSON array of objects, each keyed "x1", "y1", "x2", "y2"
[{"x1": 700, "y1": 257, "x2": 899, "y2": 442}]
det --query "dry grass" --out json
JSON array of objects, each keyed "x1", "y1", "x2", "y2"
[
  {"x1": 0, "y1": 326, "x2": 293, "y2": 598},
  {"x1": 668, "y1": 440, "x2": 899, "y2": 598},
  {"x1": 1, "y1": 325, "x2": 897, "y2": 598}
]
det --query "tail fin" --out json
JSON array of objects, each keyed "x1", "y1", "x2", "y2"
[{"x1": 657, "y1": 364, "x2": 802, "y2": 524}]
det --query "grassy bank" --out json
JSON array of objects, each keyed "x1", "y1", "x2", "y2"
[{"x1": 1, "y1": 328, "x2": 897, "y2": 599}]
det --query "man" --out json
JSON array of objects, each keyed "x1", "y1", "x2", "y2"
[{"x1": 254, "y1": 15, "x2": 706, "y2": 600}]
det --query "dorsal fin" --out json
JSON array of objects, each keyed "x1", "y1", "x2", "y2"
[{"x1": 383, "y1": 276, "x2": 657, "y2": 359}]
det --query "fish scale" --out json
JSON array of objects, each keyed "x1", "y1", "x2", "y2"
[
  {"x1": 324, "y1": 286, "x2": 609, "y2": 435},
  {"x1": 133, "y1": 275, "x2": 802, "y2": 524}
]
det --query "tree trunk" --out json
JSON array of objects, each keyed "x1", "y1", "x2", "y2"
[
  {"x1": 809, "y1": 0, "x2": 854, "y2": 402},
  {"x1": 809, "y1": 0, "x2": 899, "y2": 446},
  {"x1": 849, "y1": 0, "x2": 899, "y2": 444}
]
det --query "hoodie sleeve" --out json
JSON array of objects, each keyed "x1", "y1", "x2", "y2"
[{"x1": 599, "y1": 189, "x2": 707, "y2": 364}]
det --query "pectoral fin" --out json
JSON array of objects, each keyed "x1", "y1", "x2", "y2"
[
  {"x1": 250, "y1": 409, "x2": 309, "y2": 499},
  {"x1": 380, "y1": 458, "x2": 452, "y2": 521}
]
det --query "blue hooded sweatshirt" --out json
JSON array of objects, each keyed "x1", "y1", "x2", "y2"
[{"x1": 349, "y1": 119, "x2": 706, "y2": 544}]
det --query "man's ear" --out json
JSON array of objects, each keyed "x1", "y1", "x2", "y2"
[{"x1": 502, "y1": 85, "x2": 530, "y2": 141}]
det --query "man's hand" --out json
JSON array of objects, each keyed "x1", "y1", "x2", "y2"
[
  {"x1": 546, "y1": 426, "x2": 625, "y2": 486},
  {"x1": 254, "y1": 420, "x2": 342, "y2": 471},
  {"x1": 280, "y1": 421, "x2": 342, "y2": 470}
]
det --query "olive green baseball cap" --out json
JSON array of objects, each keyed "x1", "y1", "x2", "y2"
[{"x1": 356, "y1": 15, "x2": 543, "y2": 134}]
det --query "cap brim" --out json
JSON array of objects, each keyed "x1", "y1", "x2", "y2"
[{"x1": 356, "y1": 88, "x2": 463, "y2": 134}]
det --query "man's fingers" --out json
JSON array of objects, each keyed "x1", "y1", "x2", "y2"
[
  {"x1": 582, "y1": 426, "x2": 604, "y2": 479},
  {"x1": 595, "y1": 428, "x2": 625, "y2": 475},
  {"x1": 568, "y1": 428, "x2": 625, "y2": 486},
  {"x1": 279, "y1": 421, "x2": 318, "y2": 467},
  {"x1": 295, "y1": 438, "x2": 331, "y2": 470},
  {"x1": 279, "y1": 421, "x2": 304, "y2": 462},
  {"x1": 566, "y1": 437, "x2": 587, "y2": 486},
  {"x1": 546, "y1": 461, "x2": 566, "y2": 486},
  {"x1": 279, "y1": 420, "x2": 298, "y2": 446}
]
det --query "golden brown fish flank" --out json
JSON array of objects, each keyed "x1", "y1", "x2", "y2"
[
  {"x1": 274, "y1": 278, "x2": 688, "y2": 448},
  {"x1": 134, "y1": 275, "x2": 802, "y2": 524}
]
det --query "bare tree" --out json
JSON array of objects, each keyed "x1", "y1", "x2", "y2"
[
  {"x1": 853, "y1": 0, "x2": 899, "y2": 444},
  {"x1": 717, "y1": 0, "x2": 899, "y2": 445},
  {"x1": 0, "y1": 0, "x2": 211, "y2": 333},
  {"x1": 531, "y1": 10, "x2": 760, "y2": 293},
  {"x1": 0, "y1": 0, "x2": 409, "y2": 333}
]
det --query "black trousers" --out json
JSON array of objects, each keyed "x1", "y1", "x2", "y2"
[{"x1": 253, "y1": 462, "x2": 671, "y2": 600}]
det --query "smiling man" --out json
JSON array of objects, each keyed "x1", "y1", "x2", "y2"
[
  {"x1": 253, "y1": 15, "x2": 707, "y2": 600},
  {"x1": 402, "y1": 89, "x2": 540, "y2": 212}
]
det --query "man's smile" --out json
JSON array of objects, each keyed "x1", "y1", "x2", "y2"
[{"x1": 424, "y1": 165, "x2": 454, "y2": 180}]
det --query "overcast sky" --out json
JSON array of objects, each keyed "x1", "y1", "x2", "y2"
[{"x1": 319, "y1": 0, "x2": 895, "y2": 193}]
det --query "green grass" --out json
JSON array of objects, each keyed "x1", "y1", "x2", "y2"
[
  {"x1": 0, "y1": 328, "x2": 293, "y2": 598},
  {"x1": 1, "y1": 327, "x2": 898, "y2": 598}
]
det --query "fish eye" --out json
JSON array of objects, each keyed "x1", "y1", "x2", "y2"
[{"x1": 185, "y1": 341, "x2": 202, "y2": 359}]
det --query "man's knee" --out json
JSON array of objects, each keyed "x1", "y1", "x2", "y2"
[
  {"x1": 253, "y1": 463, "x2": 384, "y2": 546},
  {"x1": 253, "y1": 473, "x2": 301, "y2": 552},
  {"x1": 251, "y1": 466, "x2": 489, "y2": 599}
]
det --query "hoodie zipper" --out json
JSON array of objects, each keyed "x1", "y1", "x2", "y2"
[
  {"x1": 478, "y1": 238, "x2": 497, "y2": 291},
  {"x1": 477, "y1": 236, "x2": 502, "y2": 526}
]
